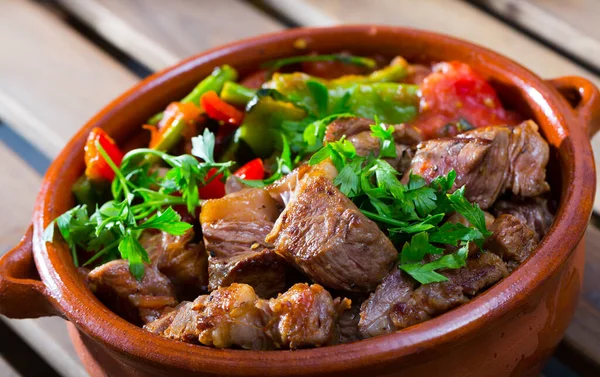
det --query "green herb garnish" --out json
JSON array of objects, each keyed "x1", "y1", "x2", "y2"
[
  {"x1": 44, "y1": 129, "x2": 233, "y2": 280},
  {"x1": 308, "y1": 119, "x2": 492, "y2": 284}
]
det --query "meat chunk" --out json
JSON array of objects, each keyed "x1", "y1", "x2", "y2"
[
  {"x1": 359, "y1": 253, "x2": 508, "y2": 336},
  {"x1": 257, "y1": 283, "x2": 351, "y2": 349},
  {"x1": 408, "y1": 130, "x2": 509, "y2": 209},
  {"x1": 484, "y1": 214, "x2": 538, "y2": 271},
  {"x1": 391, "y1": 253, "x2": 508, "y2": 329},
  {"x1": 266, "y1": 161, "x2": 337, "y2": 207},
  {"x1": 324, "y1": 117, "x2": 422, "y2": 173},
  {"x1": 201, "y1": 188, "x2": 288, "y2": 298},
  {"x1": 358, "y1": 269, "x2": 417, "y2": 338},
  {"x1": 146, "y1": 283, "x2": 271, "y2": 349},
  {"x1": 88, "y1": 260, "x2": 177, "y2": 325},
  {"x1": 407, "y1": 121, "x2": 550, "y2": 209},
  {"x1": 140, "y1": 229, "x2": 208, "y2": 300},
  {"x1": 267, "y1": 173, "x2": 398, "y2": 292},
  {"x1": 492, "y1": 197, "x2": 554, "y2": 241},
  {"x1": 145, "y1": 283, "x2": 351, "y2": 350},
  {"x1": 460, "y1": 120, "x2": 550, "y2": 197}
]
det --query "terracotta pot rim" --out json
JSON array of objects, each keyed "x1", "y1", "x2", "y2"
[{"x1": 31, "y1": 25, "x2": 595, "y2": 375}]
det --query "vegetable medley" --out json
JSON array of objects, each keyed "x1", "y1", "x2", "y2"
[{"x1": 44, "y1": 52, "x2": 553, "y2": 350}]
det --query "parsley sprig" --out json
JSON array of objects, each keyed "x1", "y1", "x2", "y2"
[
  {"x1": 309, "y1": 119, "x2": 492, "y2": 284},
  {"x1": 44, "y1": 129, "x2": 233, "y2": 280}
]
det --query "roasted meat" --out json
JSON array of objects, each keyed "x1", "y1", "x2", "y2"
[
  {"x1": 492, "y1": 197, "x2": 554, "y2": 241},
  {"x1": 140, "y1": 228, "x2": 208, "y2": 300},
  {"x1": 484, "y1": 214, "x2": 538, "y2": 271},
  {"x1": 145, "y1": 283, "x2": 351, "y2": 350},
  {"x1": 145, "y1": 283, "x2": 271, "y2": 349},
  {"x1": 359, "y1": 253, "x2": 508, "y2": 336},
  {"x1": 267, "y1": 173, "x2": 398, "y2": 292},
  {"x1": 407, "y1": 121, "x2": 550, "y2": 209},
  {"x1": 88, "y1": 260, "x2": 178, "y2": 325},
  {"x1": 257, "y1": 283, "x2": 351, "y2": 349},
  {"x1": 201, "y1": 188, "x2": 288, "y2": 298},
  {"x1": 358, "y1": 268, "x2": 417, "y2": 338}
]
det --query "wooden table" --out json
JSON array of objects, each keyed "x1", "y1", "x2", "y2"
[{"x1": 0, "y1": 0, "x2": 598, "y2": 376}]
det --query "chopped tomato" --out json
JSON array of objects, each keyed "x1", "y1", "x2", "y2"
[
  {"x1": 84, "y1": 128, "x2": 124, "y2": 181},
  {"x1": 198, "y1": 168, "x2": 226, "y2": 199},
  {"x1": 200, "y1": 91, "x2": 244, "y2": 126},
  {"x1": 411, "y1": 61, "x2": 520, "y2": 139},
  {"x1": 234, "y1": 158, "x2": 265, "y2": 180},
  {"x1": 146, "y1": 102, "x2": 202, "y2": 149}
]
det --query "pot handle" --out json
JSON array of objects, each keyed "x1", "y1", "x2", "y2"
[
  {"x1": 0, "y1": 225, "x2": 59, "y2": 318},
  {"x1": 547, "y1": 76, "x2": 600, "y2": 138}
]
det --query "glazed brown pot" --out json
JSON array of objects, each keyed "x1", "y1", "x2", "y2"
[{"x1": 1, "y1": 26, "x2": 599, "y2": 377}]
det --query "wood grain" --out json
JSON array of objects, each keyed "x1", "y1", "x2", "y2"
[
  {"x1": 262, "y1": 0, "x2": 600, "y2": 214},
  {"x1": 476, "y1": 0, "x2": 600, "y2": 72},
  {"x1": 0, "y1": 143, "x2": 40, "y2": 255},
  {"x1": 2, "y1": 317, "x2": 87, "y2": 377},
  {"x1": 0, "y1": 355, "x2": 21, "y2": 377},
  {"x1": 0, "y1": 0, "x2": 138, "y2": 158},
  {"x1": 57, "y1": 0, "x2": 283, "y2": 71}
]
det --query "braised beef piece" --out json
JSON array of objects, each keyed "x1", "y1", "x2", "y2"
[
  {"x1": 257, "y1": 283, "x2": 351, "y2": 349},
  {"x1": 146, "y1": 283, "x2": 272, "y2": 349},
  {"x1": 407, "y1": 121, "x2": 549, "y2": 209},
  {"x1": 484, "y1": 214, "x2": 538, "y2": 271},
  {"x1": 324, "y1": 117, "x2": 422, "y2": 173},
  {"x1": 492, "y1": 197, "x2": 554, "y2": 241},
  {"x1": 139, "y1": 228, "x2": 208, "y2": 300},
  {"x1": 358, "y1": 269, "x2": 417, "y2": 338},
  {"x1": 460, "y1": 120, "x2": 550, "y2": 197},
  {"x1": 267, "y1": 172, "x2": 398, "y2": 292},
  {"x1": 145, "y1": 283, "x2": 351, "y2": 350},
  {"x1": 265, "y1": 161, "x2": 337, "y2": 207},
  {"x1": 407, "y1": 130, "x2": 509, "y2": 209},
  {"x1": 200, "y1": 188, "x2": 288, "y2": 298},
  {"x1": 391, "y1": 252, "x2": 508, "y2": 329},
  {"x1": 88, "y1": 260, "x2": 178, "y2": 325},
  {"x1": 359, "y1": 253, "x2": 508, "y2": 337}
]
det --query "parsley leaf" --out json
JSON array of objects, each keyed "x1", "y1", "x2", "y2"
[{"x1": 191, "y1": 128, "x2": 216, "y2": 163}]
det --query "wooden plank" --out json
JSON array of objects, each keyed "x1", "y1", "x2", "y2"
[
  {"x1": 476, "y1": 0, "x2": 600, "y2": 72},
  {"x1": 0, "y1": 355, "x2": 21, "y2": 377},
  {"x1": 0, "y1": 0, "x2": 138, "y2": 158},
  {"x1": 261, "y1": 0, "x2": 600, "y2": 371},
  {"x1": 0, "y1": 142, "x2": 40, "y2": 255},
  {"x1": 2, "y1": 317, "x2": 87, "y2": 377},
  {"x1": 57, "y1": 0, "x2": 283, "y2": 71},
  {"x1": 0, "y1": 143, "x2": 87, "y2": 376},
  {"x1": 262, "y1": 0, "x2": 600, "y2": 214}
]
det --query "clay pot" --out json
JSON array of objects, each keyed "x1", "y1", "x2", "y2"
[{"x1": 1, "y1": 26, "x2": 599, "y2": 377}]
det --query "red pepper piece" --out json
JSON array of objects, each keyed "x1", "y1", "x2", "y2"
[
  {"x1": 233, "y1": 158, "x2": 265, "y2": 180},
  {"x1": 198, "y1": 168, "x2": 226, "y2": 199},
  {"x1": 84, "y1": 128, "x2": 124, "y2": 181},
  {"x1": 146, "y1": 102, "x2": 202, "y2": 149},
  {"x1": 200, "y1": 91, "x2": 244, "y2": 126}
]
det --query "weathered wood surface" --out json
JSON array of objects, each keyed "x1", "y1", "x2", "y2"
[
  {"x1": 476, "y1": 0, "x2": 600, "y2": 72},
  {"x1": 57, "y1": 0, "x2": 283, "y2": 71}
]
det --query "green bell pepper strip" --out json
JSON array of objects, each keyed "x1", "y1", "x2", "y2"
[
  {"x1": 220, "y1": 82, "x2": 256, "y2": 107},
  {"x1": 147, "y1": 65, "x2": 238, "y2": 125},
  {"x1": 238, "y1": 96, "x2": 307, "y2": 157}
]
